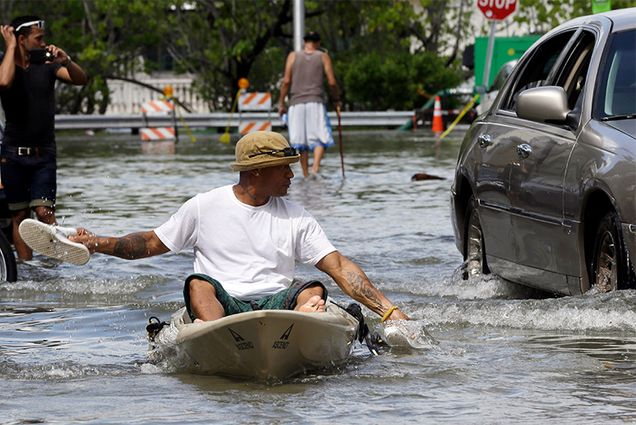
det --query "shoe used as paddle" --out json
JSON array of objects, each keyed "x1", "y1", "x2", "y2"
[
  {"x1": 382, "y1": 321, "x2": 435, "y2": 351},
  {"x1": 18, "y1": 219, "x2": 90, "y2": 265}
]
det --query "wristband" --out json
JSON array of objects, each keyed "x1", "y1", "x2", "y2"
[
  {"x1": 381, "y1": 306, "x2": 398, "y2": 322},
  {"x1": 62, "y1": 55, "x2": 72, "y2": 67}
]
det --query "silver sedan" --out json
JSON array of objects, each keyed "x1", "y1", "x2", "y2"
[{"x1": 451, "y1": 8, "x2": 636, "y2": 294}]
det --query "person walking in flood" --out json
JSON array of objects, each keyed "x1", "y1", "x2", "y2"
[
  {"x1": 0, "y1": 15, "x2": 88, "y2": 261},
  {"x1": 278, "y1": 31, "x2": 340, "y2": 178}
]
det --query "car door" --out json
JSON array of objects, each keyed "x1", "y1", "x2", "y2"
[
  {"x1": 506, "y1": 30, "x2": 597, "y2": 293},
  {"x1": 468, "y1": 116, "x2": 518, "y2": 264},
  {"x1": 474, "y1": 29, "x2": 579, "y2": 291}
]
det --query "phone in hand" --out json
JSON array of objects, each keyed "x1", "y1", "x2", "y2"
[{"x1": 29, "y1": 48, "x2": 53, "y2": 65}]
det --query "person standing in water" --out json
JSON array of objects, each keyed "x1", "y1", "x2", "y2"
[
  {"x1": 0, "y1": 15, "x2": 87, "y2": 261},
  {"x1": 277, "y1": 31, "x2": 340, "y2": 178}
]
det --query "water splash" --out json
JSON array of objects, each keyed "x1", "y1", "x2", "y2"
[
  {"x1": 0, "y1": 275, "x2": 160, "y2": 296},
  {"x1": 377, "y1": 320, "x2": 438, "y2": 352},
  {"x1": 0, "y1": 358, "x2": 135, "y2": 380},
  {"x1": 416, "y1": 289, "x2": 636, "y2": 333}
]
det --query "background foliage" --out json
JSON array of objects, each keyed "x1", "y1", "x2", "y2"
[{"x1": 0, "y1": 0, "x2": 632, "y2": 113}]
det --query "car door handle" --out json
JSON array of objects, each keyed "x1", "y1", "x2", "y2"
[
  {"x1": 517, "y1": 143, "x2": 532, "y2": 159},
  {"x1": 478, "y1": 134, "x2": 492, "y2": 148}
]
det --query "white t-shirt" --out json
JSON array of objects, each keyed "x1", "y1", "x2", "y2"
[{"x1": 154, "y1": 185, "x2": 336, "y2": 300}]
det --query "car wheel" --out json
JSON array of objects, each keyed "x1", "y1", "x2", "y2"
[
  {"x1": 590, "y1": 211, "x2": 628, "y2": 292},
  {"x1": 0, "y1": 230, "x2": 17, "y2": 282},
  {"x1": 463, "y1": 196, "x2": 489, "y2": 279}
]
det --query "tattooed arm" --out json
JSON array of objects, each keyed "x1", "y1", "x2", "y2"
[
  {"x1": 70, "y1": 229, "x2": 169, "y2": 260},
  {"x1": 316, "y1": 251, "x2": 409, "y2": 321}
]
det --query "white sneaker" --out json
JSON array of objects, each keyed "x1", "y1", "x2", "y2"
[{"x1": 18, "y1": 219, "x2": 90, "y2": 265}]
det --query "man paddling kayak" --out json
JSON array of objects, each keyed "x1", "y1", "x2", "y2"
[{"x1": 58, "y1": 131, "x2": 408, "y2": 322}]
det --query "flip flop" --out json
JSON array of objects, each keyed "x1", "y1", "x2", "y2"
[{"x1": 18, "y1": 219, "x2": 90, "y2": 265}]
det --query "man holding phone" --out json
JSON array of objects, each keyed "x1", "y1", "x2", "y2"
[{"x1": 0, "y1": 15, "x2": 87, "y2": 261}]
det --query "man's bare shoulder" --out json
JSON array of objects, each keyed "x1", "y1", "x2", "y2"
[{"x1": 284, "y1": 51, "x2": 296, "y2": 69}]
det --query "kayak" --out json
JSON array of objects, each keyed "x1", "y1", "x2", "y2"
[{"x1": 147, "y1": 299, "x2": 363, "y2": 381}]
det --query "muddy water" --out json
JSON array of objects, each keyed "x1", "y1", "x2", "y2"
[{"x1": 1, "y1": 130, "x2": 635, "y2": 424}]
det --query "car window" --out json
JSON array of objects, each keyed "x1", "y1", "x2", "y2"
[
  {"x1": 489, "y1": 61, "x2": 517, "y2": 92},
  {"x1": 595, "y1": 29, "x2": 636, "y2": 119},
  {"x1": 502, "y1": 30, "x2": 577, "y2": 111},
  {"x1": 554, "y1": 31, "x2": 595, "y2": 110}
]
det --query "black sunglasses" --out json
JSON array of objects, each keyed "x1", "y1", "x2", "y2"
[{"x1": 248, "y1": 147, "x2": 297, "y2": 158}]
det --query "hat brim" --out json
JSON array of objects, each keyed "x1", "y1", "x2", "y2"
[{"x1": 231, "y1": 154, "x2": 300, "y2": 171}]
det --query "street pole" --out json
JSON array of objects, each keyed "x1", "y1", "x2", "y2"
[
  {"x1": 293, "y1": 0, "x2": 304, "y2": 51},
  {"x1": 482, "y1": 20, "x2": 497, "y2": 92}
]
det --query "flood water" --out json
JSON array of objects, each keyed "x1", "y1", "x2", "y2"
[{"x1": 1, "y1": 129, "x2": 636, "y2": 424}]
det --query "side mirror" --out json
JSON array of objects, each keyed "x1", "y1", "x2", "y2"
[{"x1": 516, "y1": 86, "x2": 570, "y2": 123}]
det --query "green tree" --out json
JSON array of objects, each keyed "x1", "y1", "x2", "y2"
[
  {"x1": 306, "y1": 1, "x2": 464, "y2": 110},
  {"x1": 513, "y1": 0, "x2": 636, "y2": 33},
  {"x1": 165, "y1": 0, "x2": 294, "y2": 110},
  {"x1": 344, "y1": 51, "x2": 461, "y2": 110},
  {"x1": 71, "y1": 0, "x2": 169, "y2": 113}
]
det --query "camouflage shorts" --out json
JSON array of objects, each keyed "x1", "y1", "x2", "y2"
[{"x1": 183, "y1": 273, "x2": 328, "y2": 321}]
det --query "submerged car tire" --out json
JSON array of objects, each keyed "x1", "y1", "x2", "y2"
[
  {"x1": 463, "y1": 196, "x2": 490, "y2": 279},
  {"x1": 590, "y1": 211, "x2": 629, "y2": 292},
  {"x1": 0, "y1": 230, "x2": 17, "y2": 282}
]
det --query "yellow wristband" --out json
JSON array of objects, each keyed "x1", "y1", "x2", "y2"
[{"x1": 381, "y1": 306, "x2": 398, "y2": 322}]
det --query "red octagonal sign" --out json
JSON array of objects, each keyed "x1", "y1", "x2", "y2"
[{"x1": 477, "y1": 0, "x2": 517, "y2": 20}]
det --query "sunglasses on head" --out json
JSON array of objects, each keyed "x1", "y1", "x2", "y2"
[
  {"x1": 15, "y1": 20, "x2": 45, "y2": 33},
  {"x1": 248, "y1": 147, "x2": 297, "y2": 158}
]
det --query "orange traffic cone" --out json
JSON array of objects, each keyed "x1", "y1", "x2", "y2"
[{"x1": 432, "y1": 95, "x2": 444, "y2": 134}]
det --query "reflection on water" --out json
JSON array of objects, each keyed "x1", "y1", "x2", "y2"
[
  {"x1": 1, "y1": 131, "x2": 635, "y2": 424},
  {"x1": 530, "y1": 335, "x2": 636, "y2": 367}
]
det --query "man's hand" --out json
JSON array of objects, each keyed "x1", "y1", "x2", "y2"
[
  {"x1": 0, "y1": 25, "x2": 16, "y2": 50},
  {"x1": 46, "y1": 44, "x2": 71, "y2": 66},
  {"x1": 69, "y1": 228, "x2": 100, "y2": 253},
  {"x1": 52, "y1": 45, "x2": 88, "y2": 85}
]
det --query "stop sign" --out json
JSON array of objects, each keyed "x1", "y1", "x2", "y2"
[{"x1": 477, "y1": 0, "x2": 517, "y2": 20}]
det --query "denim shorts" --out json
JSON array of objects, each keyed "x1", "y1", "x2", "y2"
[
  {"x1": 0, "y1": 145, "x2": 57, "y2": 211},
  {"x1": 183, "y1": 273, "x2": 328, "y2": 321}
]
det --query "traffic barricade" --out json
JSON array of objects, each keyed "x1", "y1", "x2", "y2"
[
  {"x1": 238, "y1": 92, "x2": 272, "y2": 134},
  {"x1": 140, "y1": 99, "x2": 178, "y2": 142}
]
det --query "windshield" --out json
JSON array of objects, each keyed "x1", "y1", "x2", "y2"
[{"x1": 595, "y1": 29, "x2": 636, "y2": 119}]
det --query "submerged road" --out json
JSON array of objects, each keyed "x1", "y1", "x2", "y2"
[{"x1": 2, "y1": 130, "x2": 635, "y2": 424}]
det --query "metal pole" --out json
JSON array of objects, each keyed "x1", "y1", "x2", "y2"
[
  {"x1": 293, "y1": 0, "x2": 305, "y2": 51},
  {"x1": 482, "y1": 20, "x2": 497, "y2": 92}
]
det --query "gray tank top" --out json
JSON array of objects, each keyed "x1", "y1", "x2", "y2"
[{"x1": 289, "y1": 50, "x2": 325, "y2": 106}]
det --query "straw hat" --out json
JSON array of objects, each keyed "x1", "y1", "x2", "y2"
[{"x1": 231, "y1": 131, "x2": 300, "y2": 171}]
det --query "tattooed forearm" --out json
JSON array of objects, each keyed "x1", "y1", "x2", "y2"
[
  {"x1": 345, "y1": 270, "x2": 384, "y2": 311},
  {"x1": 346, "y1": 270, "x2": 372, "y2": 296},
  {"x1": 317, "y1": 251, "x2": 404, "y2": 317},
  {"x1": 112, "y1": 233, "x2": 153, "y2": 259}
]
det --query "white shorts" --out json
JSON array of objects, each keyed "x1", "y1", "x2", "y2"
[{"x1": 288, "y1": 102, "x2": 334, "y2": 151}]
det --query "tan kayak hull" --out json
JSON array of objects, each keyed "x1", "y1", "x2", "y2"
[{"x1": 152, "y1": 301, "x2": 359, "y2": 380}]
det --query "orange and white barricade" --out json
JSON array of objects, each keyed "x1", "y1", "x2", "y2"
[
  {"x1": 238, "y1": 92, "x2": 272, "y2": 135},
  {"x1": 140, "y1": 99, "x2": 178, "y2": 142}
]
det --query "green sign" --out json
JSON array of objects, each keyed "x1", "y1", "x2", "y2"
[
  {"x1": 474, "y1": 35, "x2": 541, "y2": 88},
  {"x1": 592, "y1": 0, "x2": 611, "y2": 14}
]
